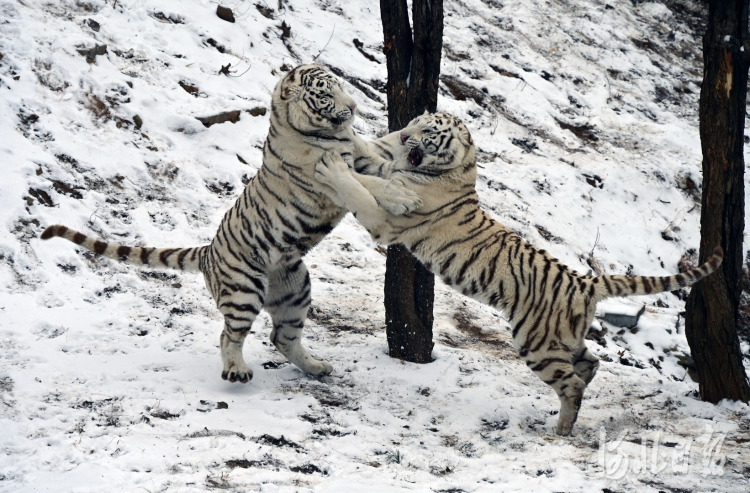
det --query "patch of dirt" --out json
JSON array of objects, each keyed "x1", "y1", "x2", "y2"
[
  {"x1": 33, "y1": 59, "x2": 69, "y2": 92},
  {"x1": 675, "y1": 172, "x2": 701, "y2": 204},
  {"x1": 311, "y1": 427, "x2": 353, "y2": 438},
  {"x1": 490, "y1": 65, "x2": 519, "y2": 78},
  {"x1": 52, "y1": 180, "x2": 84, "y2": 199},
  {"x1": 441, "y1": 75, "x2": 486, "y2": 106},
  {"x1": 149, "y1": 12, "x2": 183, "y2": 24},
  {"x1": 556, "y1": 120, "x2": 598, "y2": 143},
  {"x1": 284, "y1": 381, "x2": 357, "y2": 409},
  {"x1": 308, "y1": 305, "x2": 376, "y2": 334},
  {"x1": 262, "y1": 361, "x2": 289, "y2": 369},
  {"x1": 535, "y1": 224, "x2": 564, "y2": 244},
  {"x1": 290, "y1": 463, "x2": 325, "y2": 475},
  {"x1": 185, "y1": 428, "x2": 246, "y2": 440},
  {"x1": 510, "y1": 137, "x2": 538, "y2": 153},
  {"x1": 17, "y1": 110, "x2": 53, "y2": 142},
  {"x1": 225, "y1": 454, "x2": 283, "y2": 469},
  {"x1": 581, "y1": 173, "x2": 603, "y2": 189},
  {"x1": 255, "y1": 3, "x2": 275, "y2": 19},
  {"x1": 204, "y1": 38, "x2": 226, "y2": 54},
  {"x1": 0, "y1": 376, "x2": 13, "y2": 392},
  {"x1": 146, "y1": 161, "x2": 179, "y2": 182},
  {"x1": 73, "y1": 397, "x2": 122, "y2": 427},
  {"x1": 441, "y1": 308, "x2": 515, "y2": 359},
  {"x1": 257, "y1": 434, "x2": 303, "y2": 451},
  {"x1": 150, "y1": 410, "x2": 182, "y2": 420},
  {"x1": 205, "y1": 180, "x2": 234, "y2": 196},
  {"x1": 28, "y1": 188, "x2": 54, "y2": 207}
]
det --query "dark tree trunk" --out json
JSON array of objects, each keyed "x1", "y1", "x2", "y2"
[
  {"x1": 684, "y1": 0, "x2": 750, "y2": 403},
  {"x1": 380, "y1": 0, "x2": 443, "y2": 363}
]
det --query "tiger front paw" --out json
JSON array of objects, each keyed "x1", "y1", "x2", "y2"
[
  {"x1": 222, "y1": 363, "x2": 253, "y2": 383},
  {"x1": 315, "y1": 151, "x2": 351, "y2": 188},
  {"x1": 377, "y1": 179, "x2": 423, "y2": 215},
  {"x1": 304, "y1": 359, "x2": 333, "y2": 376}
]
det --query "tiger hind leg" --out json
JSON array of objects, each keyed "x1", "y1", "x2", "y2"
[
  {"x1": 220, "y1": 324, "x2": 254, "y2": 383},
  {"x1": 266, "y1": 262, "x2": 333, "y2": 376},
  {"x1": 527, "y1": 356, "x2": 587, "y2": 436},
  {"x1": 573, "y1": 346, "x2": 599, "y2": 385},
  {"x1": 217, "y1": 277, "x2": 268, "y2": 383}
]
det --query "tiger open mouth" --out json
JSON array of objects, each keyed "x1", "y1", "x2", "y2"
[{"x1": 407, "y1": 148, "x2": 424, "y2": 166}]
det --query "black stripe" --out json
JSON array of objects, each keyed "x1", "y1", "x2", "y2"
[
  {"x1": 140, "y1": 248, "x2": 152, "y2": 265},
  {"x1": 117, "y1": 246, "x2": 131, "y2": 261},
  {"x1": 92, "y1": 240, "x2": 107, "y2": 255},
  {"x1": 220, "y1": 302, "x2": 261, "y2": 315},
  {"x1": 178, "y1": 249, "x2": 190, "y2": 270},
  {"x1": 529, "y1": 357, "x2": 569, "y2": 372},
  {"x1": 159, "y1": 248, "x2": 179, "y2": 266}
]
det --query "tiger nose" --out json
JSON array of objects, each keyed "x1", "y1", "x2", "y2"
[
  {"x1": 400, "y1": 133, "x2": 409, "y2": 144},
  {"x1": 348, "y1": 104, "x2": 356, "y2": 112}
]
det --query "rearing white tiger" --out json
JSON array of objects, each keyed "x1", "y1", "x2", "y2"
[
  {"x1": 315, "y1": 111, "x2": 723, "y2": 435},
  {"x1": 41, "y1": 64, "x2": 422, "y2": 383}
]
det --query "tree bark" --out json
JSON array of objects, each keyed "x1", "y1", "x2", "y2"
[
  {"x1": 380, "y1": 0, "x2": 443, "y2": 363},
  {"x1": 684, "y1": 0, "x2": 750, "y2": 403}
]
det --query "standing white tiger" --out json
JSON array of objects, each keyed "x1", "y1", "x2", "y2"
[
  {"x1": 315, "y1": 111, "x2": 723, "y2": 435},
  {"x1": 41, "y1": 64, "x2": 421, "y2": 383}
]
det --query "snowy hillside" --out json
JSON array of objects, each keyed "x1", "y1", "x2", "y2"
[{"x1": 1, "y1": 0, "x2": 748, "y2": 491}]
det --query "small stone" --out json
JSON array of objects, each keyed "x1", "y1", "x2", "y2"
[
  {"x1": 249, "y1": 107, "x2": 267, "y2": 117},
  {"x1": 196, "y1": 110, "x2": 241, "y2": 128},
  {"x1": 77, "y1": 44, "x2": 107, "y2": 64},
  {"x1": 216, "y1": 6, "x2": 235, "y2": 23},
  {"x1": 601, "y1": 305, "x2": 645, "y2": 328},
  {"x1": 86, "y1": 19, "x2": 100, "y2": 32},
  {"x1": 178, "y1": 81, "x2": 200, "y2": 96},
  {"x1": 133, "y1": 115, "x2": 143, "y2": 129}
]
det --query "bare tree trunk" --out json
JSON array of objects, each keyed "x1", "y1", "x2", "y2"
[
  {"x1": 380, "y1": 0, "x2": 443, "y2": 363},
  {"x1": 684, "y1": 0, "x2": 750, "y2": 403}
]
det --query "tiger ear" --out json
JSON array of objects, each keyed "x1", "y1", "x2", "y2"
[
  {"x1": 457, "y1": 126, "x2": 473, "y2": 146},
  {"x1": 280, "y1": 84, "x2": 302, "y2": 101},
  {"x1": 422, "y1": 110, "x2": 430, "y2": 116}
]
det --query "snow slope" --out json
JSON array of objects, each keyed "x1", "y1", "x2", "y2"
[{"x1": 0, "y1": 0, "x2": 748, "y2": 491}]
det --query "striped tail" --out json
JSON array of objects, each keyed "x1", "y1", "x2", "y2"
[
  {"x1": 592, "y1": 246, "x2": 723, "y2": 301},
  {"x1": 41, "y1": 225, "x2": 205, "y2": 272}
]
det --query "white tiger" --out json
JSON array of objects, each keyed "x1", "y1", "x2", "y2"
[
  {"x1": 41, "y1": 64, "x2": 421, "y2": 383},
  {"x1": 315, "y1": 111, "x2": 723, "y2": 435}
]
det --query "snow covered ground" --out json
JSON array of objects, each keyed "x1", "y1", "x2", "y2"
[{"x1": 1, "y1": 0, "x2": 748, "y2": 491}]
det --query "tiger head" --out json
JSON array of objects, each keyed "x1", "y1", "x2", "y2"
[
  {"x1": 396, "y1": 112, "x2": 475, "y2": 178},
  {"x1": 274, "y1": 64, "x2": 357, "y2": 134}
]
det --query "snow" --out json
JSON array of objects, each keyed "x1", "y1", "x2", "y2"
[{"x1": 1, "y1": 0, "x2": 748, "y2": 491}]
